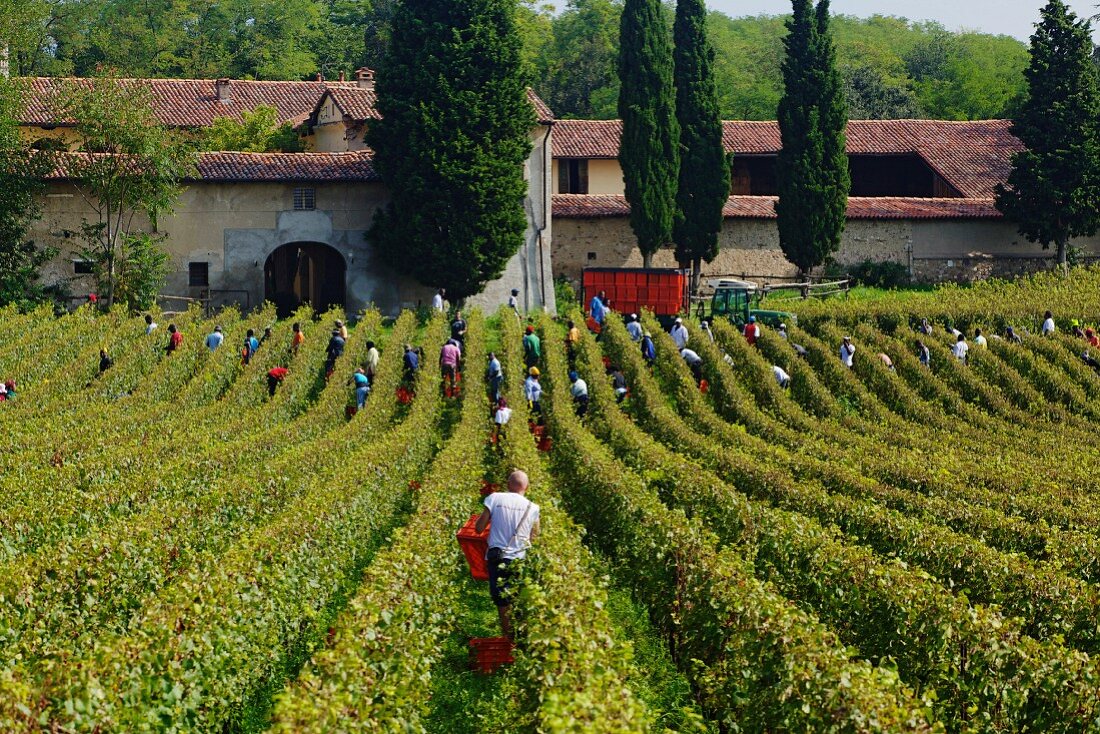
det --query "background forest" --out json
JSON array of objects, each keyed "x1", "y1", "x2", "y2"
[{"x1": 5, "y1": 0, "x2": 1032, "y2": 120}]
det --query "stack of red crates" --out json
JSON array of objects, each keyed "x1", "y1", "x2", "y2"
[
  {"x1": 582, "y1": 268, "x2": 687, "y2": 318},
  {"x1": 469, "y1": 637, "x2": 515, "y2": 674}
]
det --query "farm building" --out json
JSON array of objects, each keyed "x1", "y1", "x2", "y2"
[
  {"x1": 550, "y1": 118, "x2": 1100, "y2": 286},
  {"x1": 17, "y1": 73, "x2": 556, "y2": 315},
  {"x1": 13, "y1": 73, "x2": 1096, "y2": 314}
]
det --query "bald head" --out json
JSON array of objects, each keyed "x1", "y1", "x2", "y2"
[{"x1": 507, "y1": 470, "x2": 530, "y2": 494}]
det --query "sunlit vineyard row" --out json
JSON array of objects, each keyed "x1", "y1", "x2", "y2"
[{"x1": 1, "y1": 268, "x2": 1099, "y2": 732}]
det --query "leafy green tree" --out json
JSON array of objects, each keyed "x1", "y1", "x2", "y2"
[
  {"x1": 673, "y1": 0, "x2": 729, "y2": 291},
  {"x1": 201, "y1": 106, "x2": 305, "y2": 152},
  {"x1": 367, "y1": 0, "x2": 533, "y2": 301},
  {"x1": 618, "y1": 0, "x2": 679, "y2": 268},
  {"x1": 775, "y1": 0, "x2": 850, "y2": 279},
  {"x1": 995, "y1": 0, "x2": 1100, "y2": 270},
  {"x1": 540, "y1": 0, "x2": 623, "y2": 118},
  {"x1": 61, "y1": 73, "x2": 195, "y2": 309},
  {"x1": 0, "y1": 79, "x2": 56, "y2": 309},
  {"x1": 841, "y1": 64, "x2": 922, "y2": 119}
]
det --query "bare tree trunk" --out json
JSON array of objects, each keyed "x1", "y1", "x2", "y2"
[
  {"x1": 1057, "y1": 236, "x2": 1069, "y2": 274},
  {"x1": 642, "y1": 251, "x2": 653, "y2": 269},
  {"x1": 691, "y1": 257, "x2": 702, "y2": 295}
]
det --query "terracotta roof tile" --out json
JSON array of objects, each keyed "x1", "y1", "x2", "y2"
[
  {"x1": 19, "y1": 77, "x2": 343, "y2": 128},
  {"x1": 45, "y1": 151, "x2": 380, "y2": 182},
  {"x1": 325, "y1": 87, "x2": 381, "y2": 122},
  {"x1": 553, "y1": 118, "x2": 1022, "y2": 198},
  {"x1": 22, "y1": 77, "x2": 555, "y2": 130},
  {"x1": 553, "y1": 194, "x2": 1002, "y2": 220}
]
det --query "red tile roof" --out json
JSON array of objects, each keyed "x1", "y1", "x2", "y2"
[
  {"x1": 553, "y1": 118, "x2": 1022, "y2": 198},
  {"x1": 19, "y1": 77, "x2": 349, "y2": 128},
  {"x1": 44, "y1": 151, "x2": 380, "y2": 182},
  {"x1": 22, "y1": 77, "x2": 555, "y2": 130},
  {"x1": 324, "y1": 87, "x2": 381, "y2": 122},
  {"x1": 553, "y1": 194, "x2": 1002, "y2": 220}
]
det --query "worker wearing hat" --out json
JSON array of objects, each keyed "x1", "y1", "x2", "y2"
[
  {"x1": 839, "y1": 335, "x2": 856, "y2": 368},
  {"x1": 743, "y1": 315, "x2": 760, "y2": 346},
  {"x1": 626, "y1": 313, "x2": 643, "y2": 342},
  {"x1": 205, "y1": 324, "x2": 224, "y2": 351},
  {"x1": 523, "y1": 325, "x2": 541, "y2": 369},
  {"x1": 670, "y1": 317, "x2": 689, "y2": 349},
  {"x1": 524, "y1": 366, "x2": 543, "y2": 415}
]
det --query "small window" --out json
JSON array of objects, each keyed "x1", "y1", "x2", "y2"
[
  {"x1": 73, "y1": 260, "x2": 94, "y2": 275},
  {"x1": 293, "y1": 188, "x2": 316, "y2": 211},
  {"x1": 587, "y1": 252, "x2": 597, "y2": 262},
  {"x1": 188, "y1": 261, "x2": 210, "y2": 287},
  {"x1": 558, "y1": 160, "x2": 589, "y2": 194}
]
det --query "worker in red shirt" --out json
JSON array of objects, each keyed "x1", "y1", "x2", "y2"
[
  {"x1": 267, "y1": 366, "x2": 288, "y2": 396},
  {"x1": 166, "y1": 324, "x2": 183, "y2": 355},
  {"x1": 743, "y1": 315, "x2": 760, "y2": 346}
]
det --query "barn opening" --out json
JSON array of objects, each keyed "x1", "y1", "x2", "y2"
[{"x1": 264, "y1": 242, "x2": 346, "y2": 318}]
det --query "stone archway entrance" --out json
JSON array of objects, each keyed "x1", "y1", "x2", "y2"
[{"x1": 264, "y1": 242, "x2": 346, "y2": 318}]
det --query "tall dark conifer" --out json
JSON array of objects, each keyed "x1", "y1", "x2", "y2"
[
  {"x1": 618, "y1": 0, "x2": 679, "y2": 268},
  {"x1": 367, "y1": 0, "x2": 534, "y2": 300},
  {"x1": 673, "y1": 0, "x2": 730, "y2": 292},
  {"x1": 995, "y1": 0, "x2": 1100, "y2": 270},
  {"x1": 775, "y1": 0, "x2": 849, "y2": 279}
]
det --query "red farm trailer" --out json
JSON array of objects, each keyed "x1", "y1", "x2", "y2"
[{"x1": 581, "y1": 268, "x2": 690, "y2": 326}]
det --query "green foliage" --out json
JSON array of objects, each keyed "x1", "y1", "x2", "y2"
[
  {"x1": 824, "y1": 258, "x2": 911, "y2": 289},
  {"x1": 673, "y1": 0, "x2": 730, "y2": 288},
  {"x1": 775, "y1": 0, "x2": 850, "y2": 277},
  {"x1": 554, "y1": 275, "x2": 579, "y2": 312},
  {"x1": 618, "y1": 0, "x2": 679, "y2": 268},
  {"x1": 200, "y1": 105, "x2": 305, "y2": 153},
  {"x1": 995, "y1": 0, "x2": 1100, "y2": 267},
  {"x1": 80, "y1": 232, "x2": 170, "y2": 312},
  {"x1": 0, "y1": 79, "x2": 56, "y2": 310},
  {"x1": 367, "y1": 0, "x2": 533, "y2": 300},
  {"x1": 60, "y1": 72, "x2": 195, "y2": 309},
  {"x1": 538, "y1": 0, "x2": 624, "y2": 118}
]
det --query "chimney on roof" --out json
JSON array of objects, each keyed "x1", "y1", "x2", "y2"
[
  {"x1": 215, "y1": 78, "x2": 231, "y2": 104},
  {"x1": 356, "y1": 67, "x2": 375, "y2": 91},
  {"x1": 315, "y1": 72, "x2": 323, "y2": 82},
  {"x1": 338, "y1": 71, "x2": 346, "y2": 82}
]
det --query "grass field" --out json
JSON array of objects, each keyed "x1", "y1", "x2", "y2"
[{"x1": 2, "y1": 268, "x2": 1100, "y2": 732}]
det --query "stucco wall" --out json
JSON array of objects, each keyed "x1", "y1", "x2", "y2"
[
  {"x1": 552, "y1": 158, "x2": 625, "y2": 195},
  {"x1": 31, "y1": 126, "x2": 556, "y2": 316}
]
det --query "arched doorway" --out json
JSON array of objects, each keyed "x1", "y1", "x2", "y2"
[{"x1": 264, "y1": 242, "x2": 347, "y2": 318}]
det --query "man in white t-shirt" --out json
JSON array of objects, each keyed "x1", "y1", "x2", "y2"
[
  {"x1": 431, "y1": 288, "x2": 446, "y2": 312},
  {"x1": 475, "y1": 470, "x2": 540, "y2": 638},
  {"x1": 772, "y1": 364, "x2": 790, "y2": 388},
  {"x1": 974, "y1": 328, "x2": 988, "y2": 348},
  {"x1": 952, "y1": 334, "x2": 969, "y2": 362},
  {"x1": 1042, "y1": 311, "x2": 1056, "y2": 335},
  {"x1": 839, "y1": 336, "x2": 855, "y2": 368}
]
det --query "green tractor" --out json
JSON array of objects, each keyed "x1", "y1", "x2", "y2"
[{"x1": 708, "y1": 279, "x2": 795, "y2": 328}]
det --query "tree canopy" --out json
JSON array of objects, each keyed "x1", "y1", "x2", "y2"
[
  {"x1": 6, "y1": 1, "x2": 1030, "y2": 123},
  {"x1": 618, "y1": 0, "x2": 679, "y2": 269},
  {"x1": 366, "y1": 0, "x2": 533, "y2": 301},
  {"x1": 995, "y1": 0, "x2": 1100, "y2": 268}
]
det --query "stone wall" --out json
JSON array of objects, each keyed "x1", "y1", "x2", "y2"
[
  {"x1": 553, "y1": 213, "x2": 1100, "y2": 288},
  {"x1": 552, "y1": 215, "x2": 909, "y2": 286}
]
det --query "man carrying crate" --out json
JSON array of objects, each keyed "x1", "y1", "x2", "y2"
[{"x1": 475, "y1": 470, "x2": 540, "y2": 639}]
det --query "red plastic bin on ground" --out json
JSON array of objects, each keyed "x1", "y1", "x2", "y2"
[
  {"x1": 456, "y1": 514, "x2": 490, "y2": 581},
  {"x1": 469, "y1": 637, "x2": 515, "y2": 674}
]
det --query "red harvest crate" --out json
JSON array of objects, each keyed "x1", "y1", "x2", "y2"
[
  {"x1": 456, "y1": 514, "x2": 490, "y2": 581},
  {"x1": 469, "y1": 637, "x2": 515, "y2": 674}
]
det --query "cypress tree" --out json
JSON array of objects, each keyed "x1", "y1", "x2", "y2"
[
  {"x1": 673, "y1": 0, "x2": 730, "y2": 292},
  {"x1": 367, "y1": 0, "x2": 534, "y2": 301},
  {"x1": 995, "y1": 0, "x2": 1100, "y2": 271},
  {"x1": 618, "y1": 0, "x2": 679, "y2": 269},
  {"x1": 775, "y1": 0, "x2": 850, "y2": 279}
]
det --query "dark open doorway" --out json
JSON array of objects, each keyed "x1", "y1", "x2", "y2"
[{"x1": 264, "y1": 242, "x2": 346, "y2": 318}]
